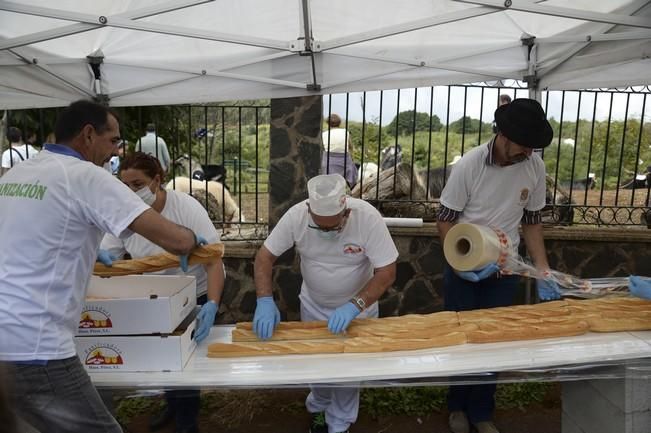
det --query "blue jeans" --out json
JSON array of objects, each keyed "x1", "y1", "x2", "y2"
[
  {"x1": 7, "y1": 356, "x2": 122, "y2": 433},
  {"x1": 443, "y1": 265, "x2": 519, "y2": 424}
]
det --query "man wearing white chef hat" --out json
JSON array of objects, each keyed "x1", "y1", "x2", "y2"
[
  {"x1": 437, "y1": 98, "x2": 559, "y2": 433},
  {"x1": 253, "y1": 173, "x2": 398, "y2": 433}
]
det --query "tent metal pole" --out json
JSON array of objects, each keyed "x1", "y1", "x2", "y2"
[
  {"x1": 537, "y1": 30, "x2": 651, "y2": 44},
  {"x1": 299, "y1": 0, "x2": 320, "y2": 90},
  {"x1": 0, "y1": 0, "x2": 288, "y2": 50},
  {"x1": 7, "y1": 48, "x2": 94, "y2": 98},
  {"x1": 320, "y1": 6, "x2": 500, "y2": 51},
  {"x1": 456, "y1": 0, "x2": 651, "y2": 29},
  {"x1": 326, "y1": 52, "x2": 518, "y2": 80},
  {"x1": 0, "y1": 0, "x2": 214, "y2": 50},
  {"x1": 535, "y1": 0, "x2": 650, "y2": 85}
]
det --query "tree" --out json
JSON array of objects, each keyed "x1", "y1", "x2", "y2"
[
  {"x1": 448, "y1": 116, "x2": 491, "y2": 135},
  {"x1": 385, "y1": 110, "x2": 442, "y2": 136}
]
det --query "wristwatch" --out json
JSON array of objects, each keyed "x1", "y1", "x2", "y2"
[{"x1": 351, "y1": 296, "x2": 366, "y2": 312}]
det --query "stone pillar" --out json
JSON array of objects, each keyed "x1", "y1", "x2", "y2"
[
  {"x1": 562, "y1": 367, "x2": 651, "y2": 433},
  {"x1": 266, "y1": 95, "x2": 322, "y2": 321},
  {"x1": 269, "y1": 95, "x2": 323, "y2": 227}
]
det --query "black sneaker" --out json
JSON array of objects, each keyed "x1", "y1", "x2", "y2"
[{"x1": 309, "y1": 412, "x2": 328, "y2": 433}]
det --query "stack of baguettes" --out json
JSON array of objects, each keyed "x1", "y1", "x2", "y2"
[{"x1": 207, "y1": 297, "x2": 651, "y2": 358}]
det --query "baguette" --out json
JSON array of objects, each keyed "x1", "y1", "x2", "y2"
[
  {"x1": 232, "y1": 327, "x2": 338, "y2": 342},
  {"x1": 93, "y1": 243, "x2": 225, "y2": 277},
  {"x1": 207, "y1": 339, "x2": 345, "y2": 357},
  {"x1": 467, "y1": 320, "x2": 589, "y2": 343},
  {"x1": 586, "y1": 317, "x2": 651, "y2": 332},
  {"x1": 343, "y1": 332, "x2": 468, "y2": 353}
]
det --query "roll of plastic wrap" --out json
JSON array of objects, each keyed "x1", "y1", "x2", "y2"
[
  {"x1": 383, "y1": 217, "x2": 423, "y2": 228},
  {"x1": 443, "y1": 223, "x2": 510, "y2": 271}
]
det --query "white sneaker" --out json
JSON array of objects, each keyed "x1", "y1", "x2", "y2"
[
  {"x1": 448, "y1": 411, "x2": 470, "y2": 433},
  {"x1": 474, "y1": 421, "x2": 500, "y2": 433}
]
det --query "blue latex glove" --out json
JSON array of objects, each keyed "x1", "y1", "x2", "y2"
[
  {"x1": 194, "y1": 301, "x2": 218, "y2": 343},
  {"x1": 252, "y1": 296, "x2": 281, "y2": 340},
  {"x1": 179, "y1": 234, "x2": 208, "y2": 272},
  {"x1": 537, "y1": 279, "x2": 562, "y2": 301},
  {"x1": 456, "y1": 263, "x2": 500, "y2": 282},
  {"x1": 629, "y1": 275, "x2": 651, "y2": 300},
  {"x1": 328, "y1": 302, "x2": 361, "y2": 335},
  {"x1": 97, "y1": 249, "x2": 117, "y2": 267}
]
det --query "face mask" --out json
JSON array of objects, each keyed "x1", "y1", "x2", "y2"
[{"x1": 135, "y1": 181, "x2": 156, "y2": 206}]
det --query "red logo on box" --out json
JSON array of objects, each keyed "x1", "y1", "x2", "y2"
[
  {"x1": 85, "y1": 346, "x2": 123, "y2": 366},
  {"x1": 79, "y1": 309, "x2": 113, "y2": 329}
]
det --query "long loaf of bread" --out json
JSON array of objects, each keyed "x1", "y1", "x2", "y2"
[
  {"x1": 93, "y1": 243, "x2": 225, "y2": 277},
  {"x1": 213, "y1": 297, "x2": 651, "y2": 358}
]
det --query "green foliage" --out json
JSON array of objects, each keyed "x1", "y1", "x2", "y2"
[
  {"x1": 449, "y1": 116, "x2": 493, "y2": 135},
  {"x1": 385, "y1": 110, "x2": 442, "y2": 136},
  {"x1": 360, "y1": 387, "x2": 447, "y2": 418},
  {"x1": 360, "y1": 383, "x2": 553, "y2": 419},
  {"x1": 495, "y1": 382, "x2": 551, "y2": 411},
  {"x1": 115, "y1": 396, "x2": 164, "y2": 425}
]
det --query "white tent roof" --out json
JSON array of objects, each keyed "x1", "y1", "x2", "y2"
[{"x1": 0, "y1": 0, "x2": 649, "y2": 108}]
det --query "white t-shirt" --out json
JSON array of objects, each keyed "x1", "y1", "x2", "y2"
[
  {"x1": 264, "y1": 197, "x2": 398, "y2": 310},
  {"x1": 1, "y1": 144, "x2": 39, "y2": 168},
  {"x1": 101, "y1": 189, "x2": 220, "y2": 297},
  {"x1": 0, "y1": 148, "x2": 149, "y2": 361},
  {"x1": 439, "y1": 141, "x2": 546, "y2": 250},
  {"x1": 321, "y1": 128, "x2": 349, "y2": 153},
  {"x1": 137, "y1": 132, "x2": 170, "y2": 171}
]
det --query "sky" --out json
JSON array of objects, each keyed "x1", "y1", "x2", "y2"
[{"x1": 323, "y1": 86, "x2": 651, "y2": 127}]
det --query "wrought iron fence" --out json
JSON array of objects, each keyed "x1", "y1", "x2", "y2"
[
  {"x1": 323, "y1": 83, "x2": 651, "y2": 227},
  {"x1": 3, "y1": 83, "x2": 649, "y2": 240}
]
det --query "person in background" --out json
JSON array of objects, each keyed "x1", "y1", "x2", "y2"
[
  {"x1": 437, "y1": 98, "x2": 559, "y2": 433},
  {"x1": 492, "y1": 94, "x2": 512, "y2": 133},
  {"x1": 1, "y1": 127, "x2": 39, "y2": 175},
  {"x1": 137, "y1": 123, "x2": 171, "y2": 173},
  {"x1": 253, "y1": 174, "x2": 397, "y2": 433},
  {"x1": 321, "y1": 114, "x2": 357, "y2": 188},
  {"x1": 109, "y1": 142, "x2": 126, "y2": 175},
  {"x1": 99, "y1": 152, "x2": 224, "y2": 433},
  {"x1": 0, "y1": 99, "x2": 205, "y2": 433}
]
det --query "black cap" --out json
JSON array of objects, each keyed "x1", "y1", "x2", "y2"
[{"x1": 494, "y1": 98, "x2": 553, "y2": 149}]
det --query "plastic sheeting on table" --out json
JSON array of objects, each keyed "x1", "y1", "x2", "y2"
[{"x1": 88, "y1": 326, "x2": 651, "y2": 390}]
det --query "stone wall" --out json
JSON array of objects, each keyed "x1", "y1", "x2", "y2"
[{"x1": 216, "y1": 227, "x2": 651, "y2": 324}]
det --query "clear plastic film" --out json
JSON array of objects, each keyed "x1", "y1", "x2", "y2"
[
  {"x1": 89, "y1": 327, "x2": 651, "y2": 390},
  {"x1": 443, "y1": 223, "x2": 650, "y2": 298}
]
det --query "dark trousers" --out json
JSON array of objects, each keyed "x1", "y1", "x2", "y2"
[
  {"x1": 160, "y1": 295, "x2": 210, "y2": 430},
  {"x1": 443, "y1": 265, "x2": 519, "y2": 423},
  {"x1": 164, "y1": 389, "x2": 201, "y2": 429},
  {"x1": 7, "y1": 356, "x2": 122, "y2": 433}
]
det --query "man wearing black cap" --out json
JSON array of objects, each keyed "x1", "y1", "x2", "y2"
[{"x1": 436, "y1": 98, "x2": 560, "y2": 433}]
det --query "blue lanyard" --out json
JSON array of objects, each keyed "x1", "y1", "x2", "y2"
[{"x1": 43, "y1": 143, "x2": 85, "y2": 161}]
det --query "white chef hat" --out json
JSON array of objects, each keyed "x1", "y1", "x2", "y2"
[{"x1": 307, "y1": 174, "x2": 347, "y2": 216}]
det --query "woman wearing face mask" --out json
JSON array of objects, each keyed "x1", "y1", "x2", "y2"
[{"x1": 98, "y1": 152, "x2": 224, "y2": 433}]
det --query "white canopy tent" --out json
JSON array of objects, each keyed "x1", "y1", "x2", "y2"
[{"x1": 0, "y1": 0, "x2": 649, "y2": 109}]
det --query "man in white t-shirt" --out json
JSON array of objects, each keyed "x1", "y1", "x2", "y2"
[
  {"x1": 437, "y1": 99, "x2": 560, "y2": 433},
  {"x1": 137, "y1": 123, "x2": 171, "y2": 172},
  {"x1": 0, "y1": 100, "x2": 204, "y2": 433},
  {"x1": 253, "y1": 174, "x2": 397, "y2": 433},
  {"x1": 1, "y1": 127, "x2": 39, "y2": 175}
]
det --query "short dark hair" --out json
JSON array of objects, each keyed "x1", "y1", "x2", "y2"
[
  {"x1": 54, "y1": 100, "x2": 118, "y2": 143},
  {"x1": 120, "y1": 151, "x2": 165, "y2": 181},
  {"x1": 146, "y1": 123, "x2": 156, "y2": 133},
  {"x1": 7, "y1": 127, "x2": 22, "y2": 143}
]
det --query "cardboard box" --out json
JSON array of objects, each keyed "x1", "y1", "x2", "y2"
[
  {"x1": 78, "y1": 275, "x2": 197, "y2": 336},
  {"x1": 75, "y1": 310, "x2": 197, "y2": 372}
]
